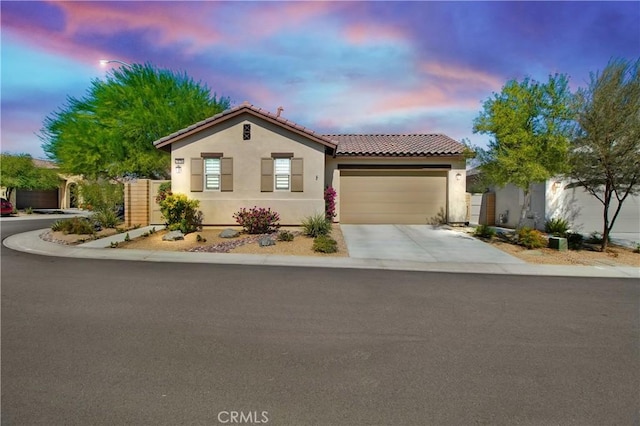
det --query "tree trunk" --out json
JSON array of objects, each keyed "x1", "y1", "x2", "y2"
[
  {"x1": 517, "y1": 187, "x2": 531, "y2": 229},
  {"x1": 601, "y1": 181, "x2": 612, "y2": 251}
]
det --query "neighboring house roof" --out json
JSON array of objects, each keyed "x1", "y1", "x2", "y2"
[
  {"x1": 32, "y1": 158, "x2": 59, "y2": 169},
  {"x1": 327, "y1": 134, "x2": 466, "y2": 157},
  {"x1": 154, "y1": 102, "x2": 338, "y2": 151}
]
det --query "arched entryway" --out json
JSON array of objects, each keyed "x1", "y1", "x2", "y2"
[{"x1": 68, "y1": 183, "x2": 79, "y2": 208}]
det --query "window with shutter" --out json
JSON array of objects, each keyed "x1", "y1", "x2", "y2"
[
  {"x1": 204, "y1": 158, "x2": 221, "y2": 190},
  {"x1": 190, "y1": 158, "x2": 203, "y2": 192},
  {"x1": 274, "y1": 158, "x2": 291, "y2": 191}
]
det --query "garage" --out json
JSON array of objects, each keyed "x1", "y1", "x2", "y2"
[
  {"x1": 340, "y1": 170, "x2": 447, "y2": 224},
  {"x1": 16, "y1": 189, "x2": 59, "y2": 209}
]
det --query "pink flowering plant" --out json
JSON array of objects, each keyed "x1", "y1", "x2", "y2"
[
  {"x1": 233, "y1": 206, "x2": 280, "y2": 234},
  {"x1": 324, "y1": 186, "x2": 337, "y2": 221}
]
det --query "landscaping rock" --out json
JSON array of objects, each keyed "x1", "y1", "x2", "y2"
[
  {"x1": 258, "y1": 236, "x2": 275, "y2": 247},
  {"x1": 219, "y1": 228, "x2": 240, "y2": 238},
  {"x1": 163, "y1": 230, "x2": 184, "y2": 241}
]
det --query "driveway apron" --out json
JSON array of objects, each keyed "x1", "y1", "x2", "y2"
[{"x1": 341, "y1": 225, "x2": 524, "y2": 264}]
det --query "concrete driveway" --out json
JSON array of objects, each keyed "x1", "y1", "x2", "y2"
[{"x1": 341, "y1": 224, "x2": 524, "y2": 264}]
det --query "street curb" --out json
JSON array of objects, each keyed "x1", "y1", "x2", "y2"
[{"x1": 3, "y1": 229, "x2": 639, "y2": 279}]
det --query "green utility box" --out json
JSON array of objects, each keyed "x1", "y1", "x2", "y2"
[{"x1": 548, "y1": 236, "x2": 568, "y2": 251}]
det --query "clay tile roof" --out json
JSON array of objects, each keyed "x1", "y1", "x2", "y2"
[
  {"x1": 154, "y1": 103, "x2": 336, "y2": 150},
  {"x1": 325, "y1": 134, "x2": 466, "y2": 157}
]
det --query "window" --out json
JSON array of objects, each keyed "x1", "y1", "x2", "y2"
[
  {"x1": 204, "y1": 158, "x2": 221, "y2": 190},
  {"x1": 274, "y1": 158, "x2": 291, "y2": 190}
]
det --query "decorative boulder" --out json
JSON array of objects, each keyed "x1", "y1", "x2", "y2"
[
  {"x1": 258, "y1": 236, "x2": 275, "y2": 247},
  {"x1": 163, "y1": 230, "x2": 184, "y2": 241},
  {"x1": 219, "y1": 228, "x2": 240, "y2": 238}
]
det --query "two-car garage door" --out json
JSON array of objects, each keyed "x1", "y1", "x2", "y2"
[{"x1": 340, "y1": 170, "x2": 447, "y2": 224}]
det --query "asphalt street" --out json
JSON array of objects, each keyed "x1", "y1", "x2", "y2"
[{"x1": 1, "y1": 218, "x2": 639, "y2": 425}]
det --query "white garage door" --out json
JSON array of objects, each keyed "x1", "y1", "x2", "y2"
[{"x1": 340, "y1": 170, "x2": 447, "y2": 224}]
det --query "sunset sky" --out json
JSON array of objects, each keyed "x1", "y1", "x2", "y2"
[{"x1": 2, "y1": 1, "x2": 638, "y2": 159}]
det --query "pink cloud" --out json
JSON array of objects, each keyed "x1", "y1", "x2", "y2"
[
  {"x1": 343, "y1": 22, "x2": 408, "y2": 46},
  {"x1": 421, "y1": 61, "x2": 503, "y2": 91},
  {"x1": 239, "y1": 1, "x2": 338, "y2": 39},
  {"x1": 54, "y1": 2, "x2": 224, "y2": 53}
]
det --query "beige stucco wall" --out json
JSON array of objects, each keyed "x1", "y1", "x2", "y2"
[
  {"x1": 325, "y1": 156, "x2": 467, "y2": 223},
  {"x1": 170, "y1": 114, "x2": 327, "y2": 225}
]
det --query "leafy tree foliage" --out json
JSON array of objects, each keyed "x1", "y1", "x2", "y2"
[
  {"x1": 0, "y1": 154, "x2": 60, "y2": 201},
  {"x1": 41, "y1": 63, "x2": 230, "y2": 181},
  {"x1": 568, "y1": 58, "x2": 640, "y2": 250},
  {"x1": 473, "y1": 74, "x2": 574, "y2": 226}
]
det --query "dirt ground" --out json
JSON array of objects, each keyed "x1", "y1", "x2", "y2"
[
  {"x1": 458, "y1": 228, "x2": 640, "y2": 267},
  {"x1": 43, "y1": 228, "x2": 121, "y2": 245},
  {"x1": 41, "y1": 224, "x2": 639, "y2": 267},
  {"x1": 118, "y1": 226, "x2": 349, "y2": 257}
]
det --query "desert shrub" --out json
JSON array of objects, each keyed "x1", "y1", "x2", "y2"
[
  {"x1": 196, "y1": 234, "x2": 207, "y2": 243},
  {"x1": 50, "y1": 216, "x2": 95, "y2": 235},
  {"x1": 159, "y1": 193, "x2": 203, "y2": 234},
  {"x1": 277, "y1": 230, "x2": 295, "y2": 242},
  {"x1": 25, "y1": 207, "x2": 33, "y2": 214},
  {"x1": 302, "y1": 212, "x2": 332, "y2": 237},
  {"x1": 545, "y1": 217, "x2": 569, "y2": 236},
  {"x1": 91, "y1": 208, "x2": 120, "y2": 229},
  {"x1": 51, "y1": 220, "x2": 65, "y2": 232},
  {"x1": 517, "y1": 227, "x2": 547, "y2": 249},
  {"x1": 587, "y1": 231, "x2": 604, "y2": 244},
  {"x1": 473, "y1": 224, "x2": 496, "y2": 239},
  {"x1": 565, "y1": 231, "x2": 584, "y2": 250},
  {"x1": 79, "y1": 180, "x2": 123, "y2": 212},
  {"x1": 324, "y1": 186, "x2": 337, "y2": 221},
  {"x1": 233, "y1": 207, "x2": 280, "y2": 234},
  {"x1": 313, "y1": 235, "x2": 338, "y2": 253}
]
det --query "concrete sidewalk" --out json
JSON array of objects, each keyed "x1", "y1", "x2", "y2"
[{"x1": 3, "y1": 227, "x2": 639, "y2": 278}]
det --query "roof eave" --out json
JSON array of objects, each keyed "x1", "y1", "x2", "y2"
[{"x1": 154, "y1": 105, "x2": 337, "y2": 151}]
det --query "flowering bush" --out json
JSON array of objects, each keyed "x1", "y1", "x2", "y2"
[
  {"x1": 159, "y1": 193, "x2": 203, "y2": 234},
  {"x1": 324, "y1": 186, "x2": 337, "y2": 221},
  {"x1": 155, "y1": 181, "x2": 172, "y2": 204},
  {"x1": 233, "y1": 206, "x2": 280, "y2": 234},
  {"x1": 517, "y1": 227, "x2": 547, "y2": 249}
]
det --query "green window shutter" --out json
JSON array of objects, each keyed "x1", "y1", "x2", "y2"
[
  {"x1": 190, "y1": 158, "x2": 203, "y2": 192},
  {"x1": 261, "y1": 158, "x2": 273, "y2": 192},
  {"x1": 291, "y1": 158, "x2": 303, "y2": 192},
  {"x1": 220, "y1": 157, "x2": 233, "y2": 192}
]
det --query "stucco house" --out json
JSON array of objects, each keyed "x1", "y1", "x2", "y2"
[
  {"x1": 466, "y1": 169, "x2": 640, "y2": 242},
  {"x1": 492, "y1": 180, "x2": 639, "y2": 239},
  {"x1": 153, "y1": 102, "x2": 468, "y2": 225},
  {"x1": 0, "y1": 158, "x2": 82, "y2": 210}
]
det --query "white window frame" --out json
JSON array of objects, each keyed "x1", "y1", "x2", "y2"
[
  {"x1": 274, "y1": 157, "x2": 291, "y2": 191},
  {"x1": 204, "y1": 157, "x2": 221, "y2": 191}
]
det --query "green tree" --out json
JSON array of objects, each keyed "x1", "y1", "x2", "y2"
[
  {"x1": 41, "y1": 63, "x2": 230, "y2": 181},
  {"x1": 0, "y1": 154, "x2": 60, "y2": 201},
  {"x1": 473, "y1": 74, "x2": 574, "y2": 226},
  {"x1": 568, "y1": 58, "x2": 640, "y2": 250}
]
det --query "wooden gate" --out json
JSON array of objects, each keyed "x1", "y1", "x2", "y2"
[{"x1": 149, "y1": 180, "x2": 169, "y2": 225}]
